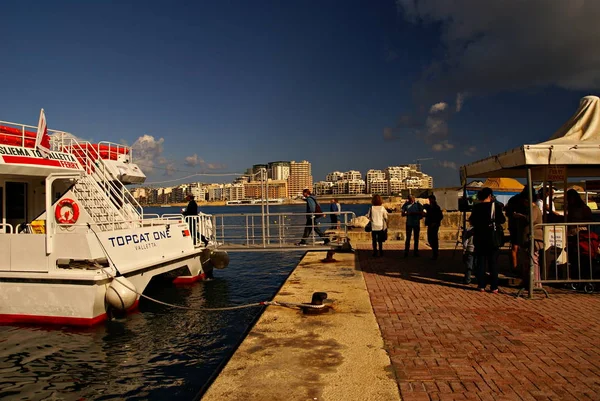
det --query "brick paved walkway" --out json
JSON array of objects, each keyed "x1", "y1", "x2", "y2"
[{"x1": 358, "y1": 243, "x2": 600, "y2": 401}]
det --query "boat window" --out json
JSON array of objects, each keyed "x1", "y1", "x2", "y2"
[{"x1": 6, "y1": 182, "x2": 27, "y2": 225}]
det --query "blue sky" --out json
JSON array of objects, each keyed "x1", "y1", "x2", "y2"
[{"x1": 1, "y1": 0, "x2": 598, "y2": 186}]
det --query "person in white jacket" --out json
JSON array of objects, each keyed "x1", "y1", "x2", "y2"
[{"x1": 366, "y1": 194, "x2": 389, "y2": 257}]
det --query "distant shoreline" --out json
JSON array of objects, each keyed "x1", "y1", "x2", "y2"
[{"x1": 144, "y1": 198, "x2": 379, "y2": 208}]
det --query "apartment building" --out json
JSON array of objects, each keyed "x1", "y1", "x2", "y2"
[
  {"x1": 206, "y1": 184, "x2": 224, "y2": 201},
  {"x1": 288, "y1": 160, "x2": 313, "y2": 198},
  {"x1": 223, "y1": 183, "x2": 245, "y2": 201},
  {"x1": 365, "y1": 169, "x2": 386, "y2": 194},
  {"x1": 244, "y1": 180, "x2": 288, "y2": 199},
  {"x1": 389, "y1": 178, "x2": 405, "y2": 194},
  {"x1": 314, "y1": 181, "x2": 333, "y2": 196},
  {"x1": 347, "y1": 179, "x2": 366, "y2": 195},
  {"x1": 343, "y1": 170, "x2": 362, "y2": 181},
  {"x1": 326, "y1": 171, "x2": 344, "y2": 182},
  {"x1": 268, "y1": 161, "x2": 291, "y2": 181}
]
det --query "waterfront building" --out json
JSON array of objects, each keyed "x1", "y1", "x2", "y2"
[
  {"x1": 343, "y1": 170, "x2": 362, "y2": 181},
  {"x1": 333, "y1": 179, "x2": 365, "y2": 195},
  {"x1": 388, "y1": 178, "x2": 405, "y2": 194},
  {"x1": 244, "y1": 180, "x2": 288, "y2": 199},
  {"x1": 332, "y1": 180, "x2": 346, "y2": 195},
  {"x1": 252, "y1": 164, "x2": 268, "y2": 177},
  {"x1": 268, "y1": 161, "x2": 291, "y2": 181},
  {"x1": 158, "y1": 187, "x2": 173, "y2": 204},
  {"x1": 288, "y1": 160, "x2": 313, "y2": 198},
  {"x1": 147, "y1": 188, "x2": 158, "y2": 204},
  {"x1": 368, "y1": 179, "x2": 388, "y2": 195},
  {"x1": 223, "y1": 183, "x2": 245, "y2": 201},
  {"x1": 404, "y1": 176, "x2": 422, "y2": 189},
  {"x1": 187, "y1": 182, "x2": 207, "y2": 201},
  {"x1": 314, "y1": 181, "x2": 333, "y2": 195},
  {"x1": 206, "y1": 184, "x2": 225, "y2": 201},
  {"x1": 386, "y1": 166, "x2": 410, "y2": 181},
  {"x1": 365, "y1": 169, "x2": 386, "y2": 194},
  {"x1": 131, "y1": 187, "x2": 147, "y2": 204},
  {"x1": 347, "y1": 179, "x2": 366, "y2": 195},
  {"x1": 325, "y1": 171, "x2": 344, "y2": 182}
]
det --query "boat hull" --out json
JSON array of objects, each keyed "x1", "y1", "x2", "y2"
[{"x1": 0, "y1": 253, "x2": 203, "y2": 326}]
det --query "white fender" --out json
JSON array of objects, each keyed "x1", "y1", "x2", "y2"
[
  {"x1": 210, "y1": 250, "x2": 230, "y2": 269},
  {"x1": 106, "y1": 277, "x2": 137, "y2": 311}
]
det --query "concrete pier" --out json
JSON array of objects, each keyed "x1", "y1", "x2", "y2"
[{"x1": 202, "y1": 251, "x2": 401, "y2": 401}]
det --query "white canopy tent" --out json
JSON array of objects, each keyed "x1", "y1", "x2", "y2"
[
  {"x1": 461, "y1": 95, "x2": 600, "y2": 181},
  {"x1": 459, "y1": 95, "x2": 600, "y2": 298}
]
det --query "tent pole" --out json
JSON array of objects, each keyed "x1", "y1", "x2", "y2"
[{"x1": 527, "y1": 168, "x2": 535, "y2": 299}]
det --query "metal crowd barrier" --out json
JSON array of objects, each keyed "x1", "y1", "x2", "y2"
[{"x1": 536, "y1": 221, "x2": 600, "y2": 292}]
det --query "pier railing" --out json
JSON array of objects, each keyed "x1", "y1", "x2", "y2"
[{"x1": 191, "y1": 211, "x2": 356, "y2": 250}]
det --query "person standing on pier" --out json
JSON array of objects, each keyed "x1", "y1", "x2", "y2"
[
  {"x1": 366, "y1": 194, "x2": 388, "y2": 257},
  {"x1": 298, "y1": 189, "x2": 330, "y2": 245},
  {"x1": 402, "y1": 195, "x2": 424, "y2": 257},
  {"x1": 469, "y1": 187, "x2": 506, "y2": 293},
  {"x1": 424, "y1": 194, "x2": 444, "y2": 260},
  {"x1": 330, "y1": 198, "x2": 341, "y2": 229}
]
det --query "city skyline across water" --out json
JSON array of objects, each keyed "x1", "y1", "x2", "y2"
[{"x1": 131, "y1": 161, "x2": 434, "y2": 204}]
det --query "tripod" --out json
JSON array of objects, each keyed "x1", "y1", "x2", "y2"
[{"x1": 452, "y1": 223, "x2": 464, "y2": 259}]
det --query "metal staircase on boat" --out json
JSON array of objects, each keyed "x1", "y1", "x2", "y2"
[{"x1": 57, "y1": 137, "x2": 143, "y2": 231}]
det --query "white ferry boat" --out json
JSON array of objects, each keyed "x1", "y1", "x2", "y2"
[{"x1": 0, "y1": 111, "x2": 218, "y2": 326}]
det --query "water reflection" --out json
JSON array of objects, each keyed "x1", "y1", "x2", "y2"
[{"x1": 0, "y1": 252, "x2": 302, "y2": 400}]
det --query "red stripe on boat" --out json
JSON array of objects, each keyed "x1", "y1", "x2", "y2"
[
  {"x1": 0, "y1": 313, "x2": 108, "y2": 327},
  {"x1": 0, "y1": 300, "x2": 140, "y2": 327},
  {"x1": 2, "y1": 155, "x2": 63, "y2": 167},
  {"x1": 173, "y1": 273, "x2": 206, "y2": 284}
]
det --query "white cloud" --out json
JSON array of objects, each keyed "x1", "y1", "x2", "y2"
[
  {"x1": 185, "y1": 153, "x2": 203, "y2": 167},
  {"x1": 164, "y1": 162, "x2": 176, "y2": 176},
  {"x1": 438, "y1": 160, "x2": 458, "y2": 169},
  {"x1": 429, "y1": 102, "x2": 448, "y2": 113},
  {"x1": 432, "y1": 140, "x2": 454, "y2": 151},
  {"x1": 131, "y1": 135, "x2": 165, "y2": 174},
  {"x1": 397, "y1": 0, "x2": 600, "y2": 95},
  {"x1": 184, "y1": 153, "x2": 227, "y2": 171}
]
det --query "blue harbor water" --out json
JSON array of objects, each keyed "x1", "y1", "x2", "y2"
[{"x1": 0, "y1": 204, "x2": 370, "y2": 400}]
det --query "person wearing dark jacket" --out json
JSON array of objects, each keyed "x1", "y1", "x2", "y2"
[
  {"x1": 424, "y1": 194, "x2": 444, "y2": 260},
  {"x1": 468, "y1": 187, "x2": 506, "y2": 293},
  {"x1": 182, "y1": 195, "x2": 208, "y2": 246},
  {"x1": 183, "y1": 194, "x2": 198, "y2": 216},
  {"x1": 298, "y1": 189, "x2": 329, "y2": 245}
]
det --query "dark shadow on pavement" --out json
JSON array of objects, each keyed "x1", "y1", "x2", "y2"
[{"x1": 358, "y1": 248, "x2": 523, "y2": 292}]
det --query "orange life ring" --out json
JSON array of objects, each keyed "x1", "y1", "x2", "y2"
[{"x1": 55, "y1": 198, "x2": 80, "y2": 225}]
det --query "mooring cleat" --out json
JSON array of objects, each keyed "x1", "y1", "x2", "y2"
[
  {"x1": 322, "y1": 250, "x2": 337, "y2": 263},
  {"x1": 300, "y1": 292, "x2": 331, "y2": 315}
]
